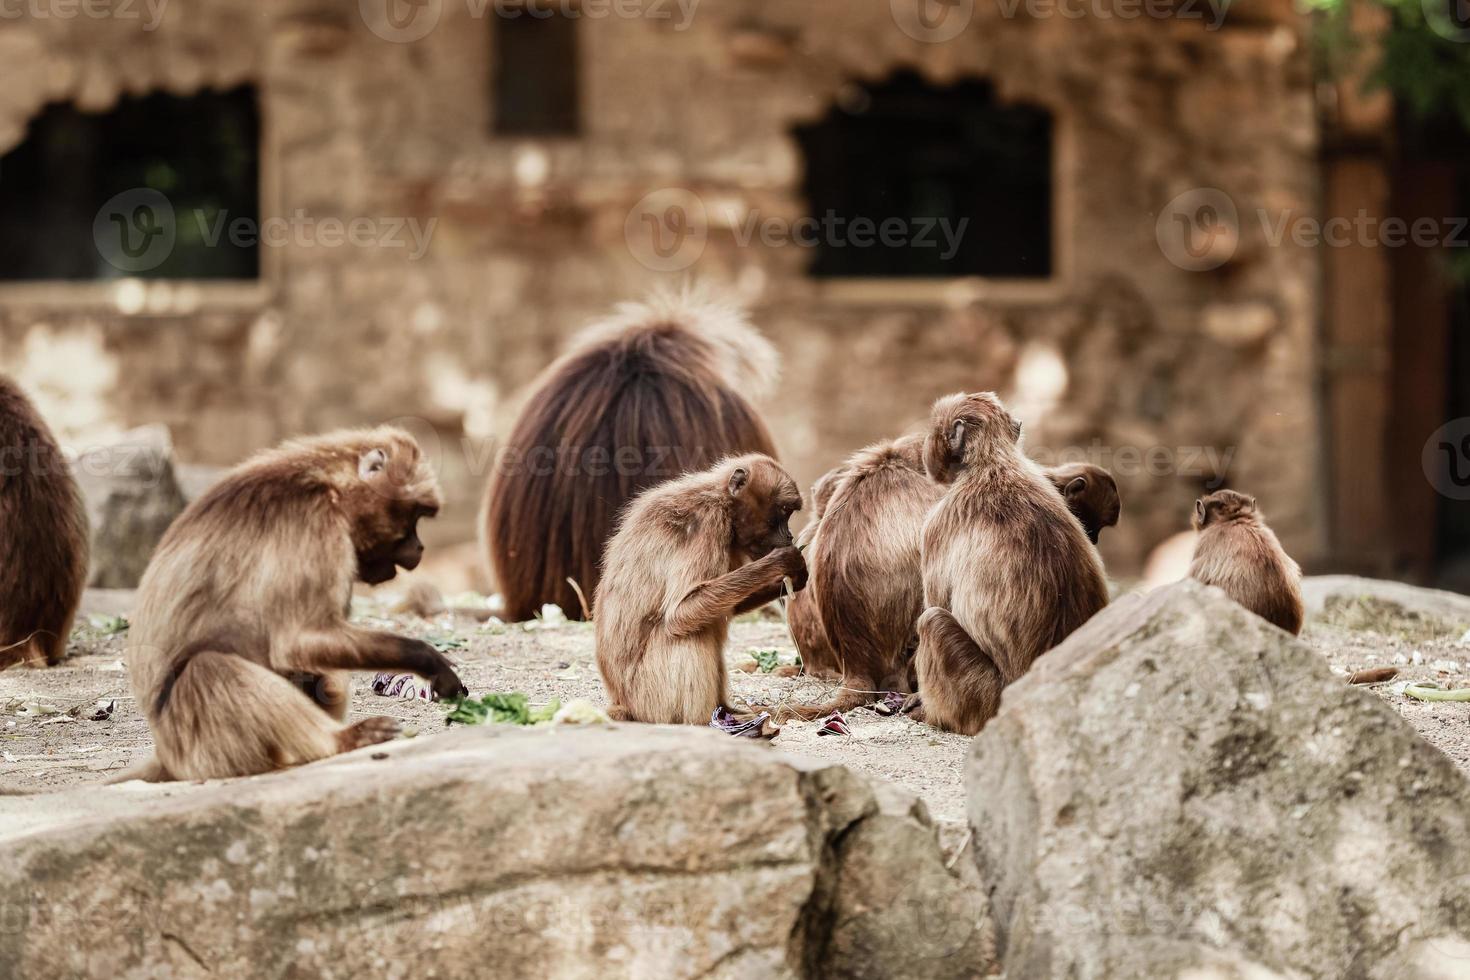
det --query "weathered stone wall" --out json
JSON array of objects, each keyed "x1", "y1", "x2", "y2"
[{"x1": 0, "y1": 0, "x2": 1322, "y2": 575}]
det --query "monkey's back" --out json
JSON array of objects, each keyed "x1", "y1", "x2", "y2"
[
  {"x1": 482, "y1": 301, "x2": 777, "y2": 623},
  {"x1": 923, "y1": 464, "x2": 1108, "y2": 680},
  {"x1": 1189, "y1": 520, "x2": 1303, "y2": 634},
  {"x1": 0, "y1": 376, "x2": 89, "y2": 666}
]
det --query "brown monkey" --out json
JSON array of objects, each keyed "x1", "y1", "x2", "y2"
[
  {"x1": 595, "y1": 454, "x2": 806, "y2": 724},
  {"x1": 481, "y1": 293, "x2": 779, "y2": 622},
  {"x1": 909, "y1": 393, "x2": 1109, "y2": 735},
  {"x1": 1042, "y1": 462, "x2": 1120, "y2": 544},
  {"x1": 0, "y1": 375, "x2": 88, "y2": 669},
  {"x1": 779, "y1": 434, "x2": 940, "y2": 720},
  {"x1": 121, "y1": 427, "x2": 466, "y2": 782},
  {"x1": 785, "y1": 464, "x2": 849, "y2": 677},
  {"x1": 1188, "y1": 489, "x2": 1303, "y2": 634}
]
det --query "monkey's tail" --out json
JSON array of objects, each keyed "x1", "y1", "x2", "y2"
[{"x1": 568, "y1": 287, "x2": 780, "y2": 399}]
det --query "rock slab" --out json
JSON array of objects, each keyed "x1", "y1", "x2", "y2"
[
  {"x1": 969, "y1": 579, "x2": 1470, "y2": 980},
  {"x1": 0, "y1": 725, "x2": 992, "y2": 979},
  {"x1": 71, "y1": 424, "x2": 187, "y2": 589}
]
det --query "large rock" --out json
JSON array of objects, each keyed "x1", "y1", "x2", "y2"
[
  {"x1": 1303, "y1": 575, "x2": 1470, "y2": 640},
  {"x1": 0, "y1": 726, "x2": 993, "y2": 979},
  {"x1": 71, "y1": 425, "x2": 187, "y2": 588},
  {"x1": 969, "y1": 579, "x2": 1470, "y2": 980}
]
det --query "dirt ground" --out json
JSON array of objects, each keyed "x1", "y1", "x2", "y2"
[{"x1": 2, "y1": 588, "x2": 1467, "y2": 838}]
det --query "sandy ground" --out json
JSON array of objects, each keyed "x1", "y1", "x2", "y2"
[{"x1": 2, "y1": 589, "x2": 1466, "y2": 838}]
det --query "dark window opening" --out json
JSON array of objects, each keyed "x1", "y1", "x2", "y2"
[
  {"x1": 793, "y1": 71, "x2": 1053, "y2": 279},
  {"x1": 492, "y1": 5, "x2": 580, "y2": 136},
  {"x1": 0, "y1": 86, "x2": 260, "y2": 281}
]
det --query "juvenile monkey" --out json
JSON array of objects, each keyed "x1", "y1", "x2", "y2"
[
  {"x1": 595, "y1": 454, "x2": 806, "y2": 724},
  {"x1": 0, "y1": 375, "x2": 88, "y2": 669},
  {"x1": 1042, "y1": 462, "x2": 1120, "y2": 544},
  {"x1": 1188, "y1": 489, "x2": 1303, "y2": 635},
  {"x1": 910, "y1": 393, "x2": 1109, "y2": 735},
  {"x1": 121, "y1": 427, "x2": 466, "y2": 782},
  {"x1": 482, "y1": 292, "x2": 779, "y2": 621}
]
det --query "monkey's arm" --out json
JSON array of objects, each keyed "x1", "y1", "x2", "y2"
[
  {"x1": 274, "y1": 626, "x2": 467, "y2": 699},
  {"x1": 666, "y1": 550, "x2": 800, "y2": 637}
]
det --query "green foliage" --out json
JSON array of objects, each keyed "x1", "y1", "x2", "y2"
[
  {"x1": 750, "y1": 649, "x2": 781, "y2": 673},
  {"x1": 423, "y1": 633, "x2": 467, "y2": 653},
  {"x1": 446, "y1": 692, "x2": 560, "y2": 726}
]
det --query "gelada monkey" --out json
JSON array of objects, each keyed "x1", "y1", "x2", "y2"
[
  {"x1": 0, "y1": 375, "x2": 88, "y2": 670},
  {"x1": 595, "y1": 453, "x2": 805, "y2": 725},
  {"x1": 1042, "y1": 461, "x2": 1120, "y2": 545},
  {"x1": 1188, "y1": 489, "x2": 1303, "y2": 635},
  {"x1": 120, "y1": 427, "x2": 465, "y2": 781},
  {"x1": 482, "y1": 292, "x2": 779, "y2": 621},
  {"x1": 909, "y1": 393, "x2": 1109, "y2": 735}
]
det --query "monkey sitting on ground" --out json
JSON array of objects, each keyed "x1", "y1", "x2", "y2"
[
  {"x1": 908, "y1": 393, "x2": 1110, "y2": 735},
  {"x1": 481, "y1": 292, "x2": 780, "y2": 622},
  {"x1": 120, "y1": 427, "x2": 466, "y2": 782},
  {"x1": 1042, "y1": 461, "x2": 1120, "y2": 545},
  {"x1": 595, "y1": 454, "x2": 806, "y2": 725},
  {"x1": 1188, "y1": 489, "x2": 1303, "y2": 635},
  {"x1": 0, "y1": 375, "x2": 88, "y2": 670},
  {"x1": 785, "y1": 465, "x2": 847, "y2": 681}
]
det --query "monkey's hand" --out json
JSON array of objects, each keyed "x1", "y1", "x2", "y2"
[
  {"x1": 769, "y1": 546, "x2": 809, "y2": 593},
  {"x1": 430, "y1": 661, "x2": 469, "y2": 701}
]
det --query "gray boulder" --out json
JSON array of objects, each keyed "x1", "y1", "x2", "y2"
[
  {"x1": 969, "y1": 579, "x2": 1470, "y2": 980},
  {"x1": 71, "y1": 425, "x2": 187, "y2": 588},
  {"x1": 0, "y1": 725, "x2": 993, "y2": 979},
  {"x1": 1303, "y1": 575, "x2": 1470, "y2": 640}
]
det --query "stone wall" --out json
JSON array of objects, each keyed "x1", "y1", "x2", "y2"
[{"x1": 0, "y1": 0, "x2": 1322, "y2": 576}]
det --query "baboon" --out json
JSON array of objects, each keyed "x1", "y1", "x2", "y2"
[
  {"x1": 481, "y1": 292, "x2": 779, "y2": 622},
  {"x1": 779, "y1": 434, "x2": 940, "y2": 720},
  {"x1": 1042, "y1": 462, "x2": 1121, "y2": 544},
  {"x1": 785, "y1": 465, "x2": 848, "y2": 678},
  {"x1": 120, "y1": 427, "x2": 466, "y2": 782},
  {"x1": 595, "y1": 454, "x2": 806, "y2": 725},
  {"x1": 0, "y1": 375, "x2": 88, "y2": 670},
  {"x1": 909, "y1": 393, "x2": 1110, "y2": 735},
  {"x1": 1188, "y1": 489, "x2": 1303, "y2": 635}
]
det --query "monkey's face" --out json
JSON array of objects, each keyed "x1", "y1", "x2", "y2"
[
  {"x1": 1193, "y1": 489, "x2": 1256, "y2": 530},
  {"x1": 347, "y1": 436, "x2": 444, "y2": 584},
  {"x1": 925, "y1": 392, "x2": 1022, "y2": 482},
  {"x1": 725, "y1": 456, "x2": 803, "y2": 561}
]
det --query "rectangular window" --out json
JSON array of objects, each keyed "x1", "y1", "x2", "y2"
[{"x1": 492, "y1": 4, "x2": 580, "y2": 136}]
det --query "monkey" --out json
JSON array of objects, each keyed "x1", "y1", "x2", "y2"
[
  {"x1": 481, "y1": 292, "x2": 779, "y2": 622},
  {"x1": 594, "y1": 453, "x2": 807, "y2": 725},
  {"x1": 1187, "y1": 489, "x2": 1303, "y2": 635},
  {"x1": 118, "y1": 427, "x2": 467, "y2": 782},
  {"x1": 0, "y1": 374, "x2": 89, "y2": 670},
  {"x1": 1041, "y1": 462, "x2": 1120, "y2": 545},
  {"x1": 785, "y1": 464, "x2": 849, "y2": 679},
  {"x1": 907, "y1": 393, "x2": 1110, "y2": 736}
]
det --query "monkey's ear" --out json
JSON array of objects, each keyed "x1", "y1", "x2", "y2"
[
  {"x1": 359, "y1": 448, "x2": 389, "y2": 480},
  {"x1": 1065, "y1": 476, "x2": 1087, "y2": 499},
  {"x1": 1194, "y1": 498, "x2": 1206, "y2": 521},
  {"x1": 1009, "y1": 416, "x2": 1023, "y2": 444},
  {"x1": 728, "y1": 466, "x2": 750, "y2": 496},
  {"x1": 948, "y1": 420, "x2": 967, "y2": 455}
]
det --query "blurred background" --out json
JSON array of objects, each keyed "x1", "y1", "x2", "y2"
[{"x1": 0, "y1": 0, "x2": 1467, "y2": 592}]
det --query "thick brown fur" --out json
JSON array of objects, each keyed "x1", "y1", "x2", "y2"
[
  {"x1": 120, "y1": 427, "x2": 466, "y2": 782},
  {"x1": 780, "y1": 433, "x2": 940, "y2": 720},
  {"x1": 910, "y1": 393, "x2": 1110, "y2": 735},
  {"x1": 0, "y1": 375, "x2": 88, "y2": 669},
  {"x1": 595, "y1": 453, "x2": 806, "y2": 724},
  {"x1": 785, "y1": 465, "x2": 848, "y2": 682},
  {"x1": 1188, "y1": 489, "x2": 1303, "y2": 635},
  {"x1": 481, "y1": 293, "x2": 779, "y2": 622},
  {"x1": 1041, "y1": 462, "x2": 1120, "y2": 544}
]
